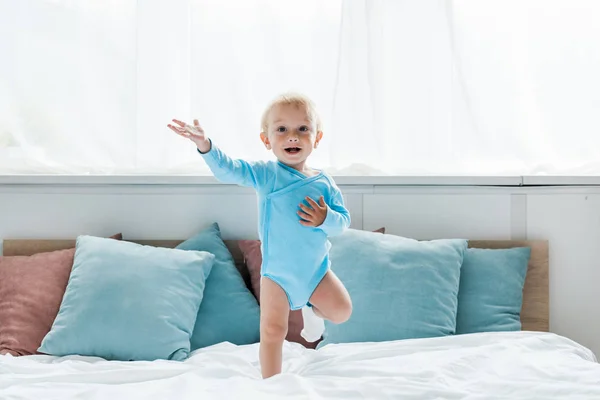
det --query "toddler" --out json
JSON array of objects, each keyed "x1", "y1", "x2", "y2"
[{"x1": 168, "y1": 93, "x2": 352, "y2": 379}]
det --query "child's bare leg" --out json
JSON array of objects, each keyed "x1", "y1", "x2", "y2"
[
  {"x1": 259, "y1": 277, "x2": 290, "y2": 379},
  {"x1": 309, "y1": 270, "x2": 352, "y2": 324}
]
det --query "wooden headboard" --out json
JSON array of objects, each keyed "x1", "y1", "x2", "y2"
[{"x1": 2, "y1": 238, "x2": 549, "y2": 332}]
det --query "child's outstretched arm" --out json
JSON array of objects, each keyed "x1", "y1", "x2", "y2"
[{"x1": 168, "y1": 118, "x2": 264, "y2": 189}]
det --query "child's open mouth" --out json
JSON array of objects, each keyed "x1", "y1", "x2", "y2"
[{"x1": 284, "y1": 147, "x2": 301, "y2": 154}]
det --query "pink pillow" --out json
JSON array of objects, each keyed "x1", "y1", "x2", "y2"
[
  {"x1": 238, "y1": 228, "x2": 385, "y2": 349},
  {"x1": 0, "y1": 234, "x2": 123, "y2": 356}
]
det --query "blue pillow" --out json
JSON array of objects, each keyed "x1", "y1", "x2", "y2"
[
  {"x1": 318, "y1": 229, "x2": 467, "y2": 349},
  {"x1": 176, "y1": 223, "x2": 260, "y2": 349},
  {"x1": 456, "y1": 247, "x2": 531, "y2": 334},
  {"x1": 38, "y1": 235, "x2": 214, "y2": 361}
]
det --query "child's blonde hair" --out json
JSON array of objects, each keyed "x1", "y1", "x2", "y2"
[{"x1": 260, "y1": 92, "x2": 322, "y2": 133}]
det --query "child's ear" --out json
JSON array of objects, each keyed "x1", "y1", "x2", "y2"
[
  {"x1": 260, "y1": 132, "x2": 271, "y2": 150},
  {"x1": 314, "y1": 131, "x2": 323, "y2": 148}
]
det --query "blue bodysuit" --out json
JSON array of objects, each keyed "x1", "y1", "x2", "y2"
[{"x1": 199, "y1": 142, "x2": 351, "y2": 310}]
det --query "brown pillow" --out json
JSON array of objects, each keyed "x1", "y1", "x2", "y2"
[
  {"x1": 0, "y1": 233, "x2": 123, "y2": 356},
  {"x1": 238, "y1": 228, "x2": 385, "y2": 349}
]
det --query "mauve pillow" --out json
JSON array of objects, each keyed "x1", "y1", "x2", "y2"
[
  {"x1": 0, "y1": 233, "x2": 122, "y2": 356},
  {"x1": 238, "y1": 227, "x2": 384, "y2": 349}
]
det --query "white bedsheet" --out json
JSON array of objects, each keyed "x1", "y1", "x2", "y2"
[{"x1": 1, "y1": 331, "x2": 598, "y2": 399}]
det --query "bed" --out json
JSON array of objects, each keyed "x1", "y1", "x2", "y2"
[{"x1": 1, "y1": 238, "x2": 599, "y2": 399}]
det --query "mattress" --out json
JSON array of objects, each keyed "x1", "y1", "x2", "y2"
[{"x1": 1, "y1": 331, "x2": 598, "y2": 399}]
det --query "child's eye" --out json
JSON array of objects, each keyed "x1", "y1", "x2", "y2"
[
  {"x1": 276, "y1": 126, "x2": 287, "y2": 133},
  {"x1": 299, "y1": 125, "x2": 309, "y2": 132}
]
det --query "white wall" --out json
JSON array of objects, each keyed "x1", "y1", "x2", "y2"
[{"x1": 1, "y1": 180, "x2": 599, "y2": 357}]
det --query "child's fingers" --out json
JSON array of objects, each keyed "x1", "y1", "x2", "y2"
[
  {"x1": 172, "y1": 119, "x2": 187, "y2": 127},
  {"x1": 305, "y1": 197, "x2": 321, "y2": 210},
  {"x1": 299, "y1": 203, "x2": 314, "y2": 214},
  {"x1": 167, "y1": 125, "x2": 189, "y2": 137},
  {"x1": 170, "y1": 125, "x2": 187, "y2": 135},
  {"x1": 193, "y1": 119, "x2": 200, "y2": 127},
  {"x1": 167, "y1": 124, "x2": 183, "y2": 135},
  {"x1": 298, "y1": 210, "x2": 313, "y2": 221},
  {"x1": 319, "y1": 196, "x2": 326, "y2": 207},
  {"x1": 299, "y1": 219, "x2": 314, "y2": 227}
]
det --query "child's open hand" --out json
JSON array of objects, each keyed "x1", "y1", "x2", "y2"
[
  {"x1": 168, "y1": 119, "x2": 211, "y2": 153},
  {"x1": 298, "y1": 196, "x2": 328, "y2": 227}
]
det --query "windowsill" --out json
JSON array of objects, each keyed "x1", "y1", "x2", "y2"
[{"x1": 1, "y1": 175, "x2": 600, "y2": 186}]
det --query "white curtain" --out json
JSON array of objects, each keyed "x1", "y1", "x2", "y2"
[{"x1": 1, "y1": 0, "x2": 599, "y2": 176}]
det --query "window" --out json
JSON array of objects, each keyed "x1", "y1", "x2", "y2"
[{"x1": 1, "y1": 0, "x2": 599, "y2": 176}]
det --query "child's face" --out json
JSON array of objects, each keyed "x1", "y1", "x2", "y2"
[{"x1": 260, "y1": 104, "x2": 322, "y2": 169}]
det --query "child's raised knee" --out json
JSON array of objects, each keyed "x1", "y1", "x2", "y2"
[{"x1": 329, "y1": 299, "x2": 352, "y2": 324}]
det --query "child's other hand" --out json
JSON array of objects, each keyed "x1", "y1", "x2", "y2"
[
  {"x1": 168, "y1": 119, "x2": 211, "y2": 153},
  {"x1": 298, "y1": 196, "x2": 327, "y2": 227}
]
